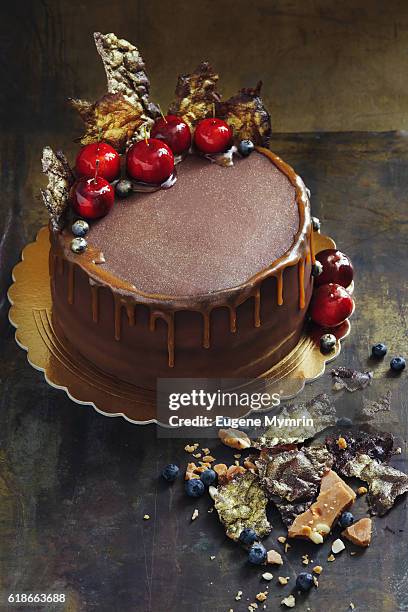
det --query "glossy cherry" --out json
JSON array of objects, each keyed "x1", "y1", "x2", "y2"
[
  {"x1": 71, "y1": 176, "x2": 114, "y2": 220},
  {"x1": 315, "y1": 249, "x2": 354, "y2": 288},
  {"x1": 310, "y1": 283, "x2": 354, "y2": 328},
  {"x1": 126, "y1": 138, "x2": 174, "y2": 184},
  {"x1": 151, "y1": 115, "x2": 191, "y2": 154},
  {"x1": 194, "y1": 118, "x2": 232, "y2": 154},
  {"x1": 75, "y1": 143, "x2": 120, "y2": 182}
]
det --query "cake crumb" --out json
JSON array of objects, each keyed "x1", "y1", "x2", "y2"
[
  {"x1": 210, "y1": 555, "x2": 215, "y2": 560},
  {"x1": 278, "y1": 576, "x2": 289, "y2": 585},
  {"x1": 235, "y1": 591, "x2": 243, "y2": 601},
  {"x1": 281, "y1": 594, "x2": 296, "y2": 608},
  {"x1": 349, "y1": 604, "x2": 355, "y2": 610},
  {"x1": 185, "y1": 443, "x2": 199, "y2": 453},
  {"x1": 267, "y1": 549, "x2": 283, "y2": 565},
  {"x1": 284, "y1": 543, "x2": 291, "y2": 553},
  {"x1": 313, "y1": 576, "x2": 319, "y2": 587},
  {"x1": 302, "y1": 554, "x2": 309, "y2": 565},
  {"x1": 337, "y1": 436, "x2": 348, "y2": 450},
  {"x1": 234, "y1": 454, "x2": 242, "y2": 459},
  {"x1": 143, "y1": 514, "x2": 150, "y2": 520},
  {"x1": 357, "y1": 486, "x2": 368, "y2": 495},
  {"x1": 327, "y1": 553, "x2": 335, "y2": 562},
  {"x1": 191, "y1": 508, "x2": 199, "y2": 521},
  {"x1": 256, "y1": 592, "x2": 268, "y2": 602},
  {"x1": 192, "y1": 452, "x2": 202, "y2": 459},
  {"x1": 277, "y1": 536, "x2": 286, "y2": 544},
  {"x1": 313, "y1": 565, "x2": 323, "y2": 574},
  {"x1": 201, "y1": 447, "x2": 211, "y2": 455}
]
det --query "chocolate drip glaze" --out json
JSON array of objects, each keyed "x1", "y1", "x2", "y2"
[{"x1": 51, "y1": 148, "x2": 314, "y2": 377}]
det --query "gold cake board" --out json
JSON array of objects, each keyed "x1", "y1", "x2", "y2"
[{"x1": 8, "y1": 226, "x2": 350, "y2": 425}]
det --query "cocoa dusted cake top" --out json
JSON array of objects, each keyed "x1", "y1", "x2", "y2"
[{"x1": 87, "y1": 150, "x2": 298, "y2": 296}]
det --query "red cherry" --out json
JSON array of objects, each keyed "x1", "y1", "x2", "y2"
[
  {"x1": 194, "y1": 118, "x2": 232, "y2": 154},
  {"x1": 76, "y1": 143, "x2": 120, "y2": 182},
  {"x1": 71, "y1": 176, "x2": 114, "y2": 220},
  {"x1": 126, "y1": 138, "x2": 174, "y2": 184},
  {"x1": 151, "y1": 115, "x2": 191, "y2": 154},
  {"x1": 315, "y1": 249, "x2": 354, "y2": 288},
  {"x1": 310, "y1": 283, "x2": 354, "y2": 328}
]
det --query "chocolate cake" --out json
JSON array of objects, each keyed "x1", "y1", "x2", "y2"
[
  {"x1": 50, "y1": 147, "x2": 314, "y2": 389},
  {"x1": 40, "y1": 31, "x2": 318, "y2": 391}
]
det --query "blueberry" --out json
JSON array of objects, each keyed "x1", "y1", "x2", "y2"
[
  {"x1": 336, "y1": 417, "x2": 353, "y2": 429},
  {"x1": 238, "y1": 139, "x2": 255, "y2": 157},
  {"x1": 372, "y1": 343, "x2": 387, "y2": 358},
  {"x1": 296, "y1": 572, "x2": 314, "y2": 592},
  {"x1": 161, "y1": 463, "x2": 179, "y2": 482},
  {"x1": 115, "y1": 179, "x2": 133, "y2": 198},
  {"x1": 72, "y1": 219, "x2": 89, "y2": 237},
  {"x1": 311, "y1": 216, "x2": 321, "y2": 232},
  {"x1": 339, "y1": 511, "x2": 354, "y2": 529},
  {"x1": 70, "y1": 237, "x2": 87, "y2": 253},
  {"x1": 320, "y1": 333, "x2": 336, "y2": 354},
  {"x1": 390, "y1": 356, "x2": 406, "y2": 372},
  {"x1": 248, "y1": 542, "x2": 267, "y2": 565},
  {"x1": 239, "y1": 528, "x2": 258, "y2": 546},
  {"x1": 185, "y1": 478, "x2": 205, "y2": 498},
  {"x1": 312, "y1": 261, "x2": 323, "y2": 277},
  {"x1": 200, "y1": 469, "x2": 217, "y2": 486}
]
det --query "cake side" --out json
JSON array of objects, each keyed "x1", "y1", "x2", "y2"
[{"x1": 49, "y1": 148, "x2": 315, "y2": 387}]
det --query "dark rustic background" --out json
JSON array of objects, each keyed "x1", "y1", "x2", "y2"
[{"x1": 1, "y1": 2, "x2": 408, "y2": 611}]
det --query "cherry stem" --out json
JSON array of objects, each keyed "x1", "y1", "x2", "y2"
[
  {"x1": 94, "y1": 158, "x2": 99, "y2": 182},
  {"x1": 159, "y1": 105, "x2": 167, "y2": 124},
  {"x1": 143, "y1": 124, "x2": 149, "y2": 146},
  {"x1": 212, "y1": 102, "x2": 215, "y2": 118}
]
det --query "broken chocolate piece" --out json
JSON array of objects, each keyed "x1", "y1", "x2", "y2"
[
  {"x1": 40, "y1": 147, "x2": 75, "y2": 231},
  {"x1": 342, "y1": 454, "x2": 408, "y2": 516},
  {"x1": 331, "y1": 367, "x2": 373, "y2": 392},
  {"x1": 214, "y1": 471, "x2": 271, "y2": 541},
  {"x1": 326, "y1": 431, "x2": 395, "y2": 474},
  {"x1": 168, "y1": 62, "x2": 221, "y2": 131},
  {"x1": 217, "y1": 82, "x2": 271, "y2": 146},
  {"x1": 356, "y1": 391, "x2": 399, "y2": 432},
  {"x1": 253, "y1": 393, "x2": 336, "y2": 449},
  {"x1": 288, "y1": 471, "x2": 356, "y2": 542},
  {"x1": 70, "y1": 93, "x2": 145, "y2": 153},
  {"x1": 342, "y1": 517, "x2": 372, "y2": 547},
  {"x1": 256, "y1": 445, "x2": 333, "y2": 505}
]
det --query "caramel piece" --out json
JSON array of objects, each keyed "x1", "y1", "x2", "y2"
[
  {"x1": 342, "y1": 518, "x2": 372, "y2": 547},
  {"x1": 320, "y1": 470, "x2": 356, "y2": 500},
  {"x1": 288, "y1": 475, "x2": 355, "y2": 541}
]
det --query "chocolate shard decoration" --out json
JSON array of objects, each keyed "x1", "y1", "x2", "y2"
[
  {"x1": 40, "y1": 147, "x2": 75, "y2": 231},
  {"x1": 326, "y1": 431, "x2": 395, "y2": 474},
  {"x1": 271, "y1": 498, "x2": 314, "y2": 528},
  {"x1": 331, "y1": 367, "x2": 373, "y2": 392},
  {"x1": 69, "y1": 93, "x2": 145, "y2": 153},
  {"x1": 253, "y1": 393, "x2": 337, "y2": 449},
  {"x1": 217, "y1": 81, "x2": 271, "y2": 146},
  {"x1": 168, "y1": 62, "x2": 221, "y2": 131},
  {"x1": 356, "y1": 391, "x2": 399, "y2": 432},
  {"x1": 342, "y1": 454, "x2": 408, "y2": 515},
  {"x1": 256, "y1": 445, "x2": 333, "y2": 505},
  {"x1": 214, "y1": 471, "x2": 271, "y2": 541},
  {"x1": 94, "y1": 32, "x2": 159, "y2": 125}
]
